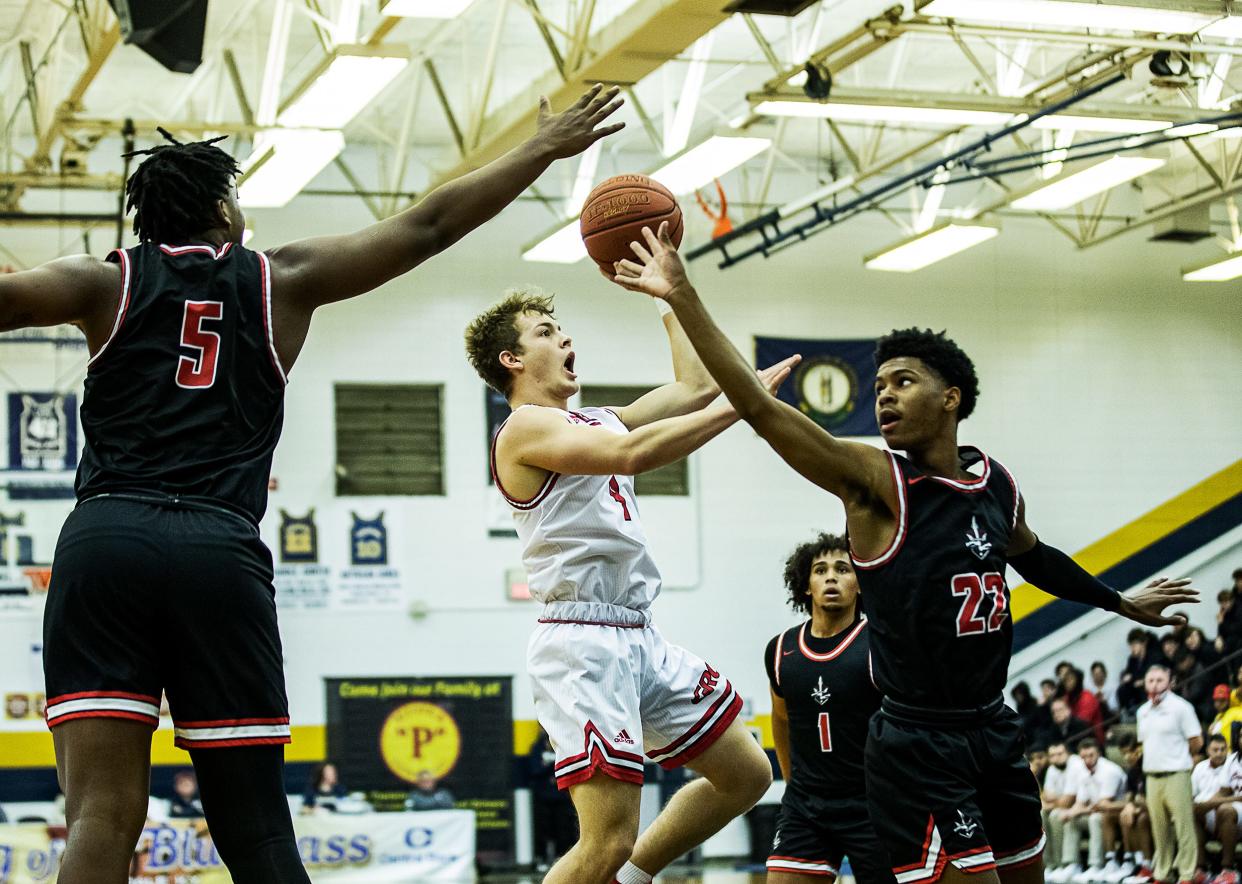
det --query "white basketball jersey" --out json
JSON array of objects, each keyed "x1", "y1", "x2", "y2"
[{"x1": 492, "y1": 405, "x2": 662, "y2": 613}]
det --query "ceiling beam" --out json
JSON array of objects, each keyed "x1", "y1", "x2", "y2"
[{"x1": 424, "y1": 0, "x2": 732, "y2": 190}]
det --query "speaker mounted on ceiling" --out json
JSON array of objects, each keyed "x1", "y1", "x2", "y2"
[{"x1": 107, "y1": 0, "x2": 209, "y2": 74}]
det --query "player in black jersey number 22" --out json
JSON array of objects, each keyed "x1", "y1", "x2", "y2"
[
  {"x1": 0, "y1": 86, "x2": 624, "y2": 884},
  {"x1": 764, "y1": 533, "x2": 893, "y2": 884},
  {"x1": 611, "y1": 224, "x2": 1198, "y2": 884}
]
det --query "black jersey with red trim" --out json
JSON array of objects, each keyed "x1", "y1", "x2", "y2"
[
  {"x1": 764, "y1": 617, "x2": 881, "y2": 798},
  {"x1": 75, "y1": 241, "x2": 286, "y2": 524},
  {"x1": 851, "y1": 447, "x2": 1020, "y2": 710}
]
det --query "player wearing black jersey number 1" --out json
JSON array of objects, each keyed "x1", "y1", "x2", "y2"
[
  {"x1": 0, "y1": 85, "x2": 623, "y2": 884},
  {"x1": 609, "y1": 223, "x2": 1198, "y2": 884},
  {"x1": 764, "y1": 533, "x2": 892, "y2": 884}
]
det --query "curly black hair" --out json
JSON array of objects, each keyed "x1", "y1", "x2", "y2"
[
  {"x1": 782, "y1": 532, "x2": 849, "y2": 615},
  {"x1": 874, "y1": 327, "x2": 980, "y2": 421},
  {"x1": 123, "y1": 128, "x2": 241, "y2": 244}
]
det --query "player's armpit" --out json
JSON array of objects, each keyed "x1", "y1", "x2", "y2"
[{"x1": 0, "y1": 256, "x2": 118, "y2": 339}]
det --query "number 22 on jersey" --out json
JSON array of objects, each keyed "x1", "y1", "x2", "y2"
[
  {"x1": 951, "y1": 572, "x2": 1008, "y2": 637},
  {"x1": 177, "y1": 300, "x2": 224, "y2": 389}
]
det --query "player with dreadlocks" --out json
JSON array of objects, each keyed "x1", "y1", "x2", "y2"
[
  {"x1": 606, "y1": 223, "x2": 1199, "y2": 884},
  {"x1": 0, "y1": 85, "x2": 623, "y2": 884}
]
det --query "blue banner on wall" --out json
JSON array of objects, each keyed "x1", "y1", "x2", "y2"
[{"x1": 754, "y1": 337, "x2": 879, "y2": 437}]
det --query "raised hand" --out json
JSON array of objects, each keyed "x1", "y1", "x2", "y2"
[
  {"x1": 758, "y1": 355, "x2": 801, "y2": 397},
  {"x1": 1119, "y1": 577, "x2": 1200, "y2": 627},
  {"x1": 535, "y1": 84, "x2": 625, "y2": 159},
  {"x1": 610, "y1": 222, "x2": 688, "y2": 300}
]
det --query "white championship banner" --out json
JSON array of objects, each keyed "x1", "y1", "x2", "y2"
[{"x1": 0, "y1": 810, "x2": 476, "y2": 882}]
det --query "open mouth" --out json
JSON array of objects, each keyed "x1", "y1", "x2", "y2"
[
  {"x1": 878, "y1": 408, "x2": 901, "y2": 433},
  {"x1": 564, "y1": 352, "x2": 577, "y2": 378}
]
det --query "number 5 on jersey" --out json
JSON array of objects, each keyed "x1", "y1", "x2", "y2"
[{"x1": 177, "y1": 300, "x2": 224, "y2": 389}]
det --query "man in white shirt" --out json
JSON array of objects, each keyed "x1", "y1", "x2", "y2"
[
  {"x1": 1046, "y1": 741, "x2": 1089, "y2": 879},
  {"x1": 1048, "y1": 739, "x2": 1127, "y2": 883},
  {"x1": 1192, "y1": 734, "x2": 1239, "y2": 884},
  {"x1": 1137, "y1": 664, "x2": 1203, "y2": 884}
]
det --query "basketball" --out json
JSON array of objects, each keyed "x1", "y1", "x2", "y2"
[{"x1": 579, "y1": 174, "x2": 684, "y2": 272}]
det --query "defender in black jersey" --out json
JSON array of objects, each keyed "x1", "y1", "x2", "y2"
[
  {"x1": 609, "y1": 225, "x2": 1198, "y2": 884},
  {"x1": 0, "y1": 87, "x2": 623, "y2": 884},
  {"x1": 763, "y1": 533, "x2": 892, "y2": 884}
]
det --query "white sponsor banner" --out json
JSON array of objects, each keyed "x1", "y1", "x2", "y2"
[{"x1": 0, "y1": 810, "x2": 475, "y2": 882}]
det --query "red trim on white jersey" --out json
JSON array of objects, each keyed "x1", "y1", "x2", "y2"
[
  {"x1": 766, "y1": 856, "x2": 839, "y2": 878},
  {"x1": 797, "y1": 619, "x2": 866, "y2": 662},
  {"x1": 256, "y1": 251, "x2": 288, "y2": 385},
  {"x1": 88, "y1": 248, "x2": 133, "y2": 368},
  {"x1": 489, "y1": 415, "x2": 559, "y2": 509},
  {"x1": 536, "y1": 617, "x2": 645, "y2": 628},
  {"x1": 927, "y1": 447, "x2": 991, "y2": 492},
  {"x1": 851, "y1": 451, "x2": 907, "y2": 570}
]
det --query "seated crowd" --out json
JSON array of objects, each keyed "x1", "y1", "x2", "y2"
[{"x1": 1018, "y1": 568, "x2": 1242, "y2": 884}]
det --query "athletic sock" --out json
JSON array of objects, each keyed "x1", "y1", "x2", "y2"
[{"x1": 615, "y1": 861, "x2": 653, "y2": 884}]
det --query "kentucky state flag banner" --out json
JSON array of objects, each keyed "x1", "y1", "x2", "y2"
[{"x1": 754, "y1": 337, "x2": 879, "y2": 437}]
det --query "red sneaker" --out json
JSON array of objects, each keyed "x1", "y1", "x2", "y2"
[{"x1": 1215, "y1": 871, "x2": 1240, "y2": 884}]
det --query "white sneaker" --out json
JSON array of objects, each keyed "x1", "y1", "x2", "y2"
[
  {"x1": 1105, "y1": 862, "x2": 1137, "y2": 883},
  {"x1": 1075, "y1": 866, "x2": 1107, "y2": 884},
  {"x1": 1050, "y1": 865, "x2": 1085, "y2": 884}
]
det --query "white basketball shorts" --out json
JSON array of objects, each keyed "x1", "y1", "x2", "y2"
[{"x1": 528, "y1": 603, "x2": 743, "y2": 790}]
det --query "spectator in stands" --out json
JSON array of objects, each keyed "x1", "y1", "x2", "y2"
[
  {"x1": 1030, "y1": 745, "x2": 1050, "y2": 787},
  {"x1": 1192, "y1": 734, "x2": 1238, "y2": 884},
  {"x1": 1090, "y1": 662, "x2": 1118, "y2": 719},
  {"x1": 1219, "y1": 581, "x2": 1242, "y2": 659},
  {"x1": 1172, "y1": 649, "x2": 1213, "y2": 723},
  {"x1": 1045, "y1": 740, "x2": 1088, "y2": 876},
  {"x1": 302, "y1": 762, "x2": 346, "y2": 815},
  {"x1": 1113, "y1": 734, "x2": 1152, "y2": 881},
  {"x1": 404, "y1": 771, "x2": 455, "y2": 811},
  {"x1": 1161, "y1": 634, "x2": 1184, "y2": 667},
  {"x1": 1063, "y1": 665, "x2": 1107, "y2": 744},
  {"x1": 1185, "y1": 627, "x2": 1221, "y2": 674},
  {"x1": 0, "y1": 802, "x2": 7, "y2": 823},
  {"x1": 1045, "y1": 696, "x2": 1094, "y2": 752},
  {"x1": 1209, "y1": 685, "x2": 1242, "y2": 750},
  {"x1": 1138, "y1": 664, "x2": 1202, "y2": 884},
  {"x1": 1031, "y1": 678, "x2": 1059, "y2": 738},
  {"x1": 168, "y1": 770, "x2": 203, "y2": 819},
  {"x1": 1119, "y1": 630, "x2": 1160, "y2": 714},
  {"x1": 1047, "y1": 739, "x2": 1128, "y2": 883},
  {"x1": 1012, "y1": 680, "x2": 1040, "y2": 739}
]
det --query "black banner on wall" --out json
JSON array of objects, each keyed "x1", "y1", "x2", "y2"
[{"x1": 325, "y1": 676, "x2": 515, "y2": 864}]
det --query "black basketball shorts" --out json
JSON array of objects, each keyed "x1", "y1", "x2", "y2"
[
  {"x1": 864, "y1": 699, "x2": 1045, "y2": 883},
  {"x1": 768, "y1": 788, "x2": 895, "y2": 883},
  {"x1": 43, "y1": 495, "x2": 290, "y2": 749}
]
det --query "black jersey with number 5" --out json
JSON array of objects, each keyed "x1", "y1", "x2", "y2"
[
  {"x1": 851, "y1": 447, "x2": 1020, "y2": 710},
  {"x1": 764, "y1": 617, "x2": 881, "y2": 798},
  {"x1": 75, "y1": 242, "x2": 286, "y2": 524}
]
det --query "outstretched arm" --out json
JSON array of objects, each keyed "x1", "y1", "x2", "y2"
[
  {"x1": 609, "y1": 224, "x2": 890, "y2": 504},
  {"x1": 0, "y1": 256, "x2": 119, "y2": 347},
  {"x1": 502, "y1": 357, "x2": 796, "y2": 477},
  {"x1": 611, "y1": 308, "x2": 719, "y2": 430},
  {"x1": 267, "y1": 85, "x2": 625, "y2": 311},
  {"x1": 1007, "y1": 496, "x2": 1199, "y2": 625}
]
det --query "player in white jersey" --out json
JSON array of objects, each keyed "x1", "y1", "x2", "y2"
[{"x1": 466, "y1": 287, "x2": 796, "y2": 884}]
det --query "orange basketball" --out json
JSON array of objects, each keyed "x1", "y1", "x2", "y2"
[{"x1": 580, "y1": 174, "x2": 683, "y2": 273}]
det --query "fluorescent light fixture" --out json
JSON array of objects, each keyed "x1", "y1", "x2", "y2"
[
  {"x1": 755, "y1": 100, "x2": 1171, "y2": 134},
  {"x1": 522, "y1": 220, "x2": 587, "y2": 264},
  {"x1": 1164, "y1": 123, "x2": 1219, "y2": 138},
  {"x1": 650, "y1": 136, "x2": 771, "y2": 196},
  {"x1": 918, "y1": 0, "x2": 1217, "y2": 35},
  {"x1": 754, "y1": 99, "x2": 1011, "y2": 127},
  {"x1": 238, "y1": 129, "x2": 345, "y2": 208},
  {"x1": 1031, "y1": 115, "x2": 1170, "y2": 134},
  {"x1": 1202, "y1": 16, "x2": 1242, "y2": 39},
  {"x1": 381, "y1": 0, "x2": 474, "y2": 16},
  {"x1": 1183, "y1": 251, "x2": 1242, "y2": 282},
  {"x1": 1011, "y1": 155, "x2": 1165, "y2": 211},
  {"x1": 1211, "y1": 125, "x2": 1242, "y2": 141},
  {"x1": 864, "y1": 222, "x2": 999, "y2": 272},
  {"x1": 277, "y1": 45, "x2": 409, "y2": 129}
]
